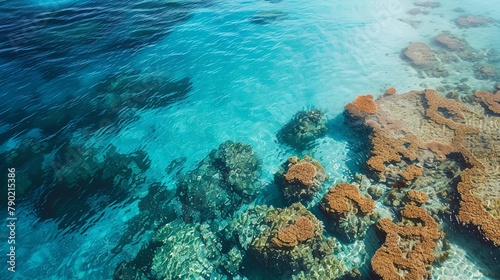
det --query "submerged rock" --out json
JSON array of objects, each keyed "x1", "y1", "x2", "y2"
[
  {"x1": 277, "y1": 109, "x2": 328, "y2": 149},
  {"x1": 177, "y1": 141, "x2": 261, "y2": 222},
  {"x1": 275, "y1": 155, "x2": 328, "y2": 203}
]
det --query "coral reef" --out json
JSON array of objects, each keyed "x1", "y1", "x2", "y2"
[
  {"x1": 371, "y1": 205, "x2": 441, "y2": 279},
  {"x1": 177, "y1": 141, "x2": 261, "y2": 222},
  {"x1": 275, "y1": 156, "x2": 327, "y2": 203},
  {"x1": 435, "y1": 32, "x2": 483, "y2": 62},
  {"x1": 249, "y1": 203, "x2": 347, "y2": 276},
  {"x1": 344, "y1": 89, "x2": 500, "y2": 245},
  {"x1": 473, "y1": 64, "x2": 496, "y2": 80},
  {"x1": 404, "y1": 42, "x2": 437, "y2": 67},
  {"x1": 277, "y1": 109, "x2": 328, "y2": 149},
  {"x1": 92, "y1": 71, "x2": 192, "y2": 112},
  {"x1": 1, "y1": 71, "x2": 192, "y2": 140},
  {"x1": 403, "y1": 42, "x2": 448, "y2": 77},
  {"x1": 54, "y1": 144, "x2": 150, "y2": 189},
  {"x1": 475, "y1": 90, "x2": 500, "y2": 114},
  {"x1": 111, "y1": 183, "x2": 178, "y2": 255},
  {"x1": 36, "y1": 144, "x2": 151, "y2": 230},
  {"x1": 319, "y1": 183, "x2": 377, "y2": 242},
  {"x1": 454, "y1": 15, "x2": 495, "y2": 28}
]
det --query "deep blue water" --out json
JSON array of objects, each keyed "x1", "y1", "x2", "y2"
[{"x1": 0, "y1": 0, "x2": 499, "y2": 279}]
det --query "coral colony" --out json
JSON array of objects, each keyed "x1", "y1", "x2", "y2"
[{"x1": 0, "y1": 0, "x2": 499, "y2": 279}]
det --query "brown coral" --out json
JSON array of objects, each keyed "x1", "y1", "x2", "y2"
[
  {"x1": 407, "y1": 189, "x2": 429, "y2": 204},
  {"x1": 400, "y1": 165, "x2": 423, "y2": 181},
  {"x1": 272, "y1": 217, "x2": 316, "y2": 248},
  {"x1": 284, "y1": 162, "x2": 317, "y2": 188},
  {"x1": 320, "y1": 183, "x2": 375, "y2": 217},
  {"x1": 371, "y1": 205, "x2": 440, "y2": 280},
  {"x1": 475, "y1": 90, "x2": 500, "y2": 114}
]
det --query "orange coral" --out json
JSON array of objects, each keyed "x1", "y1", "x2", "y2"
[
  {"x1": 400, "y1": 165, "x2": 423, "y2": 181},
  {"x1": 320, "y1": 183, "x2": 375, "y2": 217},
  {"x1": 371, "y1": 205, "x2": 440, "y2": 280},
  {"x1": 278, "y1": 156, "x2": 327, "y2": 203},
  {"x1": 271, "y1": 217, "x2": 316, "y2": 248},
  {"x1": 284, "y1": 162, "x2": 317, "y2": 188},
  {"x1": 366, "y1": 127, "x2": 420, "y2": 173},
  {"x1": 475, "y1": 90, "x2": 500, "y2": 114},
  {"x1": 348, "y1": 94, "x2": 378, "y2": 114},
  {"x1": 385, "y1": 87, "x2": 396, "y2": 95},
  {"x1": 407, "y1": 189, "x2": 429, "y2": 204}
]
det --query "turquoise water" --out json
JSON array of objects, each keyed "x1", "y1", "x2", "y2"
[{"x1": 0, "y1": 0, "x2": 499, "y2": 279}]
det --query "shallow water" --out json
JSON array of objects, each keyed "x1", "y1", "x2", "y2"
[{"x1": 0, "y1": 0, "x2": 499, "y2": 279}]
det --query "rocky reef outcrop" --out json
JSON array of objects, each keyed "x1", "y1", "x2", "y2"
[
  {"x1": 277, "y1": 109, "x2": 328, "y2": 149},
  {"x1": 319, "y1": 183, "x2": 377, "y2": 242},
  {"x1": 275, "y1": 156, "x2": 328, "y2": 203},
  {"x1": 177, "y1": 141, "x2": 261, "y2": 222}
]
